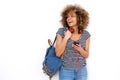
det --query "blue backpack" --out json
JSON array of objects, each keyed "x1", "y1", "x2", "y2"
[{"x1": 42, "y1": 37, "x2": 62, "y2": 80}]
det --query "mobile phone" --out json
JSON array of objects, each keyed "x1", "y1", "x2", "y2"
[{"x1": 73, "y1": 41, "x2": 79, "y2": 46}]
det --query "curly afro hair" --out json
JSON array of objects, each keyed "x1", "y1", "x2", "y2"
[{"x1": 60, "y1": 4, "x2": 89, "y2": 30}]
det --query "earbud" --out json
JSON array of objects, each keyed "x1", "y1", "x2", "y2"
[{"x1": 79, "y1": 29, "x2": 82, "y2": 34}]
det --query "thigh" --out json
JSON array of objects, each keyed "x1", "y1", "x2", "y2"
[
  {"x1": 59, "y1": 68, "x2": 74, "y2": 80},
  {"x1": 77, "y1": 67, "x2": 87, "y2": 80}
]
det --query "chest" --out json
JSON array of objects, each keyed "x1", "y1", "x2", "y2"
[
  {"x1": 70, "y1": 34, "x2": 81, "y2": 41},
  {"x1": 66, "y1": 35, "x2": 86, "y2": 50}
]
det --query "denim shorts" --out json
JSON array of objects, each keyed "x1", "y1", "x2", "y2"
[{"x1": 59, "y1": 66, "x2": 87, "y2": 80}]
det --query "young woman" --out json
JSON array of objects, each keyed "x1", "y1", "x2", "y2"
[{"x1": 55, "y1": 4, "x2": 90, "y2": 80}]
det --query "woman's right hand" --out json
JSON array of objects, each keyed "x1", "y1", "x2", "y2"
[{"x1": 64, "y1": 30, "x2": 71, "y2": 40}]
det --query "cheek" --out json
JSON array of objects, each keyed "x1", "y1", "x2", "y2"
[
  {"x1": 66, "y1": 19, "x2": 69, "y2": 23},
  {"x1": 75, "y1": 20, "x2": 77, "y2": 24},
  {"x1": 74, "y1": 18, "x2": 77, "y2": 23}
]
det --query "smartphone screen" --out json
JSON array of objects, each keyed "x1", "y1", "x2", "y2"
[{"x1": 73, "y1": 41, "x2": 79, "y2": 46}]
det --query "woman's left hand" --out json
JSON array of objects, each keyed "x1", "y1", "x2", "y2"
[{"x1": 72, "y1": 44, "x2": 82, "y2": 52}]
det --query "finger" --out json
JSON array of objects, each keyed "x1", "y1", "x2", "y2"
[
  {"x1": 77, "y1": 44, "x2": 80, "y2": 47},
  {"x1": 73, "y1": 45, "x2": 78, "y2": 49}
]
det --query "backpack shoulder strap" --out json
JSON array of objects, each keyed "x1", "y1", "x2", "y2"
[{"x1": 52, "y1": 36, "x2": 56, "y2": 47}]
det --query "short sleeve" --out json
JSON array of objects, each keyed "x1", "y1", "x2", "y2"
[
  {"x1": 56, "y1": 28, "x2": 65, "y2": 38},
  {"x1": 83, "y1": 30, "x2": 91, "y2": 40}
]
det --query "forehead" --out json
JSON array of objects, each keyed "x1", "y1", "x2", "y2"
[{"x1": 67, "y1": 11, "x2": 76, "y2": 15}]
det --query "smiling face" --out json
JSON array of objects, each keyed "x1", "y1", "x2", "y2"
[{"x1": 66, "y1": 11, "x2": 77, "y2": 27}]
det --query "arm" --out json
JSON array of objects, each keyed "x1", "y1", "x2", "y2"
[
  {"x1": 73, "y1": 37, "x2": 90, "y2": 58},
  {"x1": 55, "y1": 30, "x2": 71, "y2": 57}
]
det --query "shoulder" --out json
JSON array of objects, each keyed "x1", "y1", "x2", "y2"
[
  {"x1": 56, "y1": 27, "x2": 67, "y2": 38},
  {"x1": 82, "y1": 29, "x2": 91, "y2": 40},
  {"x1": 57, "y1": 27, "x2": 67, "y2": 31},
  {"x1": 83, "y1": 29, "x2": 91, "y2": 36},
  {"x1": 83, "y1": 29, "x2": 90, "y2": 34}
]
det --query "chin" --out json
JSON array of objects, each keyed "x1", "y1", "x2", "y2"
[{"x1": 68, "y1": 24, "x2": 73, "y2": 27}]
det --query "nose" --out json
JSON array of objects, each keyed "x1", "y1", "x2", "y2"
[
  {"x1": 67, "y1": 16, "x2": 72, "y2": 21},
  {"x1": 68, "y1": 16, "x2": 71, "y2": 19}
]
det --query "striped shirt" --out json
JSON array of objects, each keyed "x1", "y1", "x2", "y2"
[{"x1": 56, "y1": 27, "x2": 91, "y2": 69}]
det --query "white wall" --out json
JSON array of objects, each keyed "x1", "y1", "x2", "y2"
[{"x1": 0, "y1": 0, "x2": 120, "y2": 80}]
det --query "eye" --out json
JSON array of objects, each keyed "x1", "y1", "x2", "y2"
[
  {"x1": 71, "y1": 15, "x2": 74, "y2": 17},
  {"x1": 71, "y1": 14, "x2": 76, "y2": 17},
  {"x1": 65, "y1": 15, "x2": 68, "y2": 18}
]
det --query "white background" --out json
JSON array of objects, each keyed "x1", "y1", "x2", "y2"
[{"x1": 0, "y1": 0, "x2": 120, "y2": 80}]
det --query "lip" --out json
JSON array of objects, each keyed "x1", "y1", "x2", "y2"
[{"x1": 68, "y1": 21, "x2": 73, "y2": 24}]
